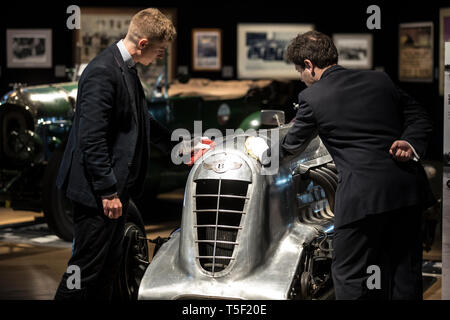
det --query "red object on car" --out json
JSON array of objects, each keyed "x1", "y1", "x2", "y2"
[{"x1": 188, "y1": 138, "x2": 216, "y2": 166}]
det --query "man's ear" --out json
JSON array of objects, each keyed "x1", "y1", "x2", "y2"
[
  {"x1": 304, "y1": 59, "x2": 316, "y2": 77},
  {"x1": 137, "y1": 38, "x2": 148, "y2": 50},
  {"x1": 304, "y1": 59, "x2": 313, "y2": 70}
]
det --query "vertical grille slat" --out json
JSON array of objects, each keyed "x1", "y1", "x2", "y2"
[
  {"x1": 194, "y1": 209, "x2": 246, "y2": 214},
  {"x1": 194, "y1": 225, "x2": 242, "y2": 230},
  {"x1": 194, "y1": 179, "x2": 249, "y2": 276},
  {"x1": 210, "y1": 178, "x2": 222, "y2": 275},
  {"x1": 194, "y1": 194, "x2": 249, "y2": 200}
]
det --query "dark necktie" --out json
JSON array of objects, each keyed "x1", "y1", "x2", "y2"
[
  {"x1": 129, "y1": 65, "x2": 145, "y2": 100},
  {"x1": 129, "y1": 64, "x2": 138, "y2": 75}
]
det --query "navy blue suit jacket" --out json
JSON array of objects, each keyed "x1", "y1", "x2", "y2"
[
  {"x1": 56, "y1": 42, "x2": 172, "y2": 208},
  {"x1": 281, "y1": 65, "x2": 435, "y2": 228}
]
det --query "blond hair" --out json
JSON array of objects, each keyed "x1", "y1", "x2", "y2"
[{"x1": 126, "y1": 8, "x2": 176, "y2": 43}]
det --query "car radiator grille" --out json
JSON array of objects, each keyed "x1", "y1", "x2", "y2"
[{"x1": 194, "y1": 179, "x2": 249, "y2": 276}]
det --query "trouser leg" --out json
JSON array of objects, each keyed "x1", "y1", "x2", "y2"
[
  {"x1": 387, "y1": 206, "x2": 423, "y2": 300},
  {"x1": 93, "y1": 200, "x2": 129, "y2": 300},
  {"x1": 54, "y1": 197, "x2": 128, "y2": 300},
  {"x1": 332, "y1": 205, "x2": 424, "y2": 300},
  {"x1": 332, "y1": 216, "x2": 387, "y2": 299}
]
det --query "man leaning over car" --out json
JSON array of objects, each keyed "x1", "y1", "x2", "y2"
[{"x1": 271, "y1": 31, "x2": 435, "y2": 299}]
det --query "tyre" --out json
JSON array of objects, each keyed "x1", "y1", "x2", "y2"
[
  {"x1": 0, "y1": 107, "x2": 36, "y2": 168},
  {"x1": 114, "y1": 201, "x2": 149, "y2": 300},
  {"x1": 300, "y1": 271, "x2": 313, "y2": 299},
  {"x1": 42, "y1": 148, "x2": 74, "y2": 241}
]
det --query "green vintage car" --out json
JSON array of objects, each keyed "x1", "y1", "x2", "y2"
[{"x1": 0, "y1": 73, "x2": 293, "y2": 241}]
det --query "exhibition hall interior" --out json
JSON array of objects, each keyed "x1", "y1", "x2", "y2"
[{"x1": 0, "y1": 0, "x2": 449, "y2": 301}]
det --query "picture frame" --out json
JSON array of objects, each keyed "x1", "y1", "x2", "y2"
[
  {"x1": 6, "y1": 29, "x2": 52, "y2": 68},
  {"x1": 439, "y1": 8, "x2": 450, "y2": 95},
  {"x1": 237, "y1": 23, "x2": 314, "y2": 79},
  {"x1": 74, "y1": 7, "x2": 177, "y2": 88},
  {"x1": 332, "y1": 34, "x2": 373, "y2": 69},
  {"x1": 398, "y1": 22, "x2": 434, "y2": 82},
  {"x1": 192, "y1": 28, "x2": 222, "y2": 71}
]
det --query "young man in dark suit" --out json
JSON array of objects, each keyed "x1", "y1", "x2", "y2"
[
  {"x1": 280, "y1": 31, "x2": 435, "y2": 299},
  {"x1": 53, "y1": 8, "x2": 178, "y2": 300}
]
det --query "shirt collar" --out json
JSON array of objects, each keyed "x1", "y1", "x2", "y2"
[{"x1": 116, "y1": 39, "x2": 135, "y2": 68}]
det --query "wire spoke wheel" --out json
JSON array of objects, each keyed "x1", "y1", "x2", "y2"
[{"x1": 119, "y1": 222, "x2": 149, "y2": 300}]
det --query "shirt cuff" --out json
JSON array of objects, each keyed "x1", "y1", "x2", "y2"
[
  {"x1": 405, "y1": 141, "x2": 420, "y2": 162},
  {"x1": 97, "y1": 184, "x2": 118, "y2": 197}
]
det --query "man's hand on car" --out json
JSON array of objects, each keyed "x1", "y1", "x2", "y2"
[
  {"x1": 389, "y1": 140, "x2": 413, "y2": 162},
  {"x1": 245, "y1": 136, "x2": 270, "y2": 164}
]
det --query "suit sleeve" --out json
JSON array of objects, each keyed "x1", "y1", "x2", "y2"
[
  {"x1": 78, "y1": 64, "x2": 117, "y2": 194},
  {"x1": 280, "y1": 93, "x2": 318, "y2": 157},
  {"x1": 147, "y1": 112, "x2": 176, "y2": 156},
  {"x1": 396, "y1": 87, "x2": 433, "y2": 159}
]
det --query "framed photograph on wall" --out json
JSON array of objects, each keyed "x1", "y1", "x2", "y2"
[
  {"x1": 6, "y1": 29, "x2": 52, "y2": 68},
  {"x1": 75, "y1": 7, "x2": 177, "y2": 90},
  {"x1": 192, "y1": 28, "x2": 222, "y2": 71},
  {"x1": 398, "y1": 22, "x2": 434, "y2": 82},
  {"x1": 332, "y1": 34, "x2": 373, "y2": 69},
  {"x1": 439, "y1": 8, "x2": 450, "y2": 95},
  {"x1": 237, "y1": 23, "x2": 314, "y2": 79}
]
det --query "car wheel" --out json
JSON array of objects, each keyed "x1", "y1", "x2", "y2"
[
  {"x1": 300, "y1": 271, "x2": 313, "y2": 299},
  {"x1": 42, "y1": 148, "x2": 74, "y2": 241},
  {"x1": 113, "y1": 201, "x2": 149, "y2": 300}
]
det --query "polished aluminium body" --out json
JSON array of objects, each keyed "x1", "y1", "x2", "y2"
[{"x1": 139, "y1": 124, "x2": 336, "y2": 300}]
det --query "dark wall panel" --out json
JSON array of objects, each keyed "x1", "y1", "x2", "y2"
[{"x1": 0, "y1": 1, "x2": 446, "y2": 159}]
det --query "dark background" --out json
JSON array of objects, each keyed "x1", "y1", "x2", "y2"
[{"x1": 0, "y1": 0, "x2": 447, "y2": 160}]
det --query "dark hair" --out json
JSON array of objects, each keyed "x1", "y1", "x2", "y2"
[{"x1": 285, "y1": 31, "x2": 338, "y2": 69}]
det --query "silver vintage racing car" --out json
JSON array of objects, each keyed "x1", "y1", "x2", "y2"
[{"x1": 137, "y1": 110, "x2": 338, "y2": 300}]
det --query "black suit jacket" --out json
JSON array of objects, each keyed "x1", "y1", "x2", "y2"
[
  {"x1": 56, "y1": 42, "x2": 172, "y2": 208},
  {"x1": 281, "y1": 65, "x2": 435, "y2": 228}
]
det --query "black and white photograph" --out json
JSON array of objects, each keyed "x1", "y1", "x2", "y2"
[
  {"x1": 78, "y1": 11, "x2": 131, "y2": 64},
  {"x1": 6, "y1": 29, "x2": 52, "y2": 68},
  {"x1": 398, "y1": 22, "x2": 434, "y2": 82},
  {"x1": 76, "y1": 7, "x2": 176, "y2": 90},
  {"x1": 333, "y1": 34, "x2": 373, "y2": 69},
  {"x1": 192, "y1": 29, "x2": 222, "y2": 71},
  {"x1": 237, "y1": 24, "x2": 313, "y2": 79}
]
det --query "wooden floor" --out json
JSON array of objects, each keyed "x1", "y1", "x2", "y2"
[{"x1": 0, "y1": 201, "x2": 443, "y2": 300}]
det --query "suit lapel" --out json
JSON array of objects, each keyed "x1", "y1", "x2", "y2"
[
  {"x1": 142, "y1": 92, "x2": 151, "y2": 157},
  {"x1": 111, "y1": 44, "x2": 138, "y2": 125},
  {"x1": 133, "y1": 73, "x2": 151, "y2": 156},
  {"x1": 111, "y1": 43, "x2": 151, "y2": 157}
]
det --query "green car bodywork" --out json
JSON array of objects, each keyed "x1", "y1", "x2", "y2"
[{"x1": 0, "y1": 78, "x2": 278, "y2": 240}]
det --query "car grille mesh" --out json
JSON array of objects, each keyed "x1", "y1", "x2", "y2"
[{"x1": 194, "y1": 179, "x2": 249, "y2": 275}]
